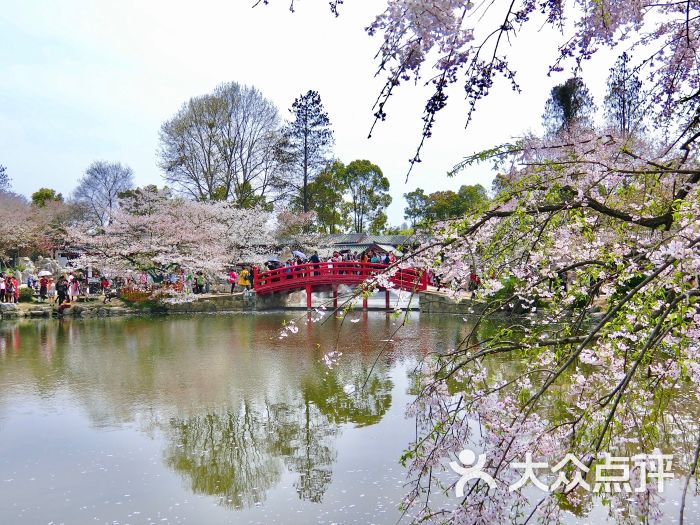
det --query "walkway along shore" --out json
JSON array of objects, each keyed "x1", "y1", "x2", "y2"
[{"x1": 0, "y1": 289, "x2": 496, "y2": 320}]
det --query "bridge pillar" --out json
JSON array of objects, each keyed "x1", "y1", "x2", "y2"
[
  {"x1": 306, "y1": 284, "x2": 312, "y2": 309},
  {"x1": 385, "y1": 289, "x2": 390, "y2": 310},
  {"x1": 362, "y1": 294, "x2": 368, "y2": 310},
  {"x1": 333, "y1": 287, "x2": 338, "y2": 309}
]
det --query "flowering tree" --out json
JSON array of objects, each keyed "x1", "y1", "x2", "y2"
[
  {"x1": 261, "y1": 1, "x2": 700, "y2": 523},
  {"x1": 73, "y1": 187, "x2": 272, "y2": 279},
  {"x1": 370, "y1": 2, "x2": 699, "y2": 523},
  {"x1": 274, "y1": 209, "x2": 317, "y2": 238},
  {"x1": 0, "y1": 192, "x2": 76, "y2": 262},
  {"x1": 401, "y1": 130, "x2": 699, "y2": 523}
]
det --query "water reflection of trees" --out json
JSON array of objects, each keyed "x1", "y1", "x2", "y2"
[
  {"x1": 163, "y1": 360, "x2": 394, "y2": 508},
  {"x1": 164, "y1": 398, "x2": 339, "y2": 508},
  {"x1": 0, "y1": 315, "x2": 422, "y2": 509},
  {"x1": 268, "y1": 398, "x2": 336, "y2": 503},
  {"x1": 165, "y1": 403, "x2": 286, "y2": 508},
  {"x1": 303, "y1": 365, "x2": 392, "y2": 427}
]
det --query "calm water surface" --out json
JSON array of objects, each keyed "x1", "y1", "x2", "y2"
[
  {"x1": 0, "y1": 313, "x2": 698, "y2": 524},
  {"x1": 0, "y1": 313, "x2": 465, "y2": 525}
]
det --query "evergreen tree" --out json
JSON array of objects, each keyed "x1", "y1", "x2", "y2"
[
  {"x1": 403, "y1": 188, "x2": 428, "y2": 227},
  {"x1": 0, "y1": 165, "x2": 9, "y2": 192},
  {"x1": 604, "y1": 52, "x2": 644, "y2": 137},
  {"x1": 31, "y1": 188, "x2": 63, "y2": 207},
  {"x1": 305, "y1": 161, "x2": 348, "y2": 233},
  {"x1": 542, "y1": 77, "x2": 595, "y2": 136},
  {"x1": 404, "y1": 185, "x2": 489, "y2": 224},
  {"x1": 341, "y1": 160, "x2": 391, "y2": 234},
  {"x1": 281, "y1": 90, "x2": 334, "y2": 213}
]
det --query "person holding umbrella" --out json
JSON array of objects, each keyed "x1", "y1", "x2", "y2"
[
  {"x1": 39, "y1": 275, "x2": 48, "y2": 301},
  {"x1": 38, "y1": 270, "x2": 51, "y2": 300}
]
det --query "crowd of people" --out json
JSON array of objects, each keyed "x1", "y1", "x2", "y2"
[
  {"x1": 264, "y1": 249, "x2": 398, "y2": 272},
  {"x1": 15, "y1": 271, "x2": 119, "y2": 306},
  {"x1": 32, "y1": 272, "x2": 89, "y2": 305},
  {"x1": 3, "y1": 247, "x2": 483, "y2": 306},
  {"x1": 0, "y1": 273, "x2": 20, "y2": 303}
]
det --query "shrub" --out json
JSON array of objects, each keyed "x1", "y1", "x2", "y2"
[
  {"x1": 120, "y1": 288, "x2": 152, "y2": 303},
  {"x1": 19, "y1": 287, "x2": 35, "y2": 302}
]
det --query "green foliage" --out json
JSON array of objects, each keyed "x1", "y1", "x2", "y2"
[
  {"x1": 403, "y1": 184, "x2": 490, "y2": 224},
  {"x1": 233, "y1": 181, "x2": 272, "y2": 210},
  {"x1": 491, "y1": 173, "x2": 511, "y2": 197},
  {"x1": 605, "y1": 52, "x2": 644, "y2": 137},
  {"x1": 448, "y1": 142, "x2": 521, "y2": 176},
  {"x1": 31, "y1": 187, "x2": 63, "y2": 207},
  {"x1": 341, "y1": 159, "x2": 391, "y2": 233},
  {"x1": 368, "y1": 211, "x2": 388, "y2": 234},
  {"x1": 281, "y1": 90, "x2": 334, "y2": 213},
  {"x1": 403, "y1": 188, "x2": 428, "y2": 227},
  {"x1": 491, "y1": 276, "x2": 518, "y2": 303},
  {"x1": 19, "y1": 287, "x2": 34, "y2": 302},
  {"x1": 305, "y1": 162, "x2": 349, "y2": 233},
  {"x1": 0, "y1": 164, "x2": 9, "y2": 191},
  {"x1": 610, "y1": 273, "x2": 646, "y2": 303},
  {"x1": 542, "y1": 77, "x2": 595, "y2": 135}
]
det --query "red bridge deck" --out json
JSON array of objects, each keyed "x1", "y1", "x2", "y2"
[{"x1": 253, "y1": 262, "x2": 428, "y2": 309}]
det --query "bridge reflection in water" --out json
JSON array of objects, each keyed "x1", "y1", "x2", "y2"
[{"x1": 253, "y1": 262, "x2": 428, "y2": 309}]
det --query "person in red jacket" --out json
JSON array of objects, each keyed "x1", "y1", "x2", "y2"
[
  {"x1": 468, "y1": 268, "x2": 481, "y2": 299},
  {"x1": 39, "y1": 277, "x2": 48, "y2": 301}
]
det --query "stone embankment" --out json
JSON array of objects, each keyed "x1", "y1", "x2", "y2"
[
  {"x1": 0, "y1": 302, "x2": 132, "y2": 319},
  {"x1": 0, "y1": 290, "x2": 304, "y2": 320},
  {"x1": 160, "y1": 290, "x2": 302, "y2": 313},
  {"x1": 418, "y1": 290, "x2": 487, "y2": 315},
  {"x1": 1, "y1": 290, "x2": 495, "y2": 320}
]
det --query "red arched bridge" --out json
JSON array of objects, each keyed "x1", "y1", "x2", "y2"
[{"x1": 253, "y1": 261, "x2": 428, "y2": 309}]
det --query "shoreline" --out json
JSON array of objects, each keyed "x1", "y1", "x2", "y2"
[{"x1": 1, "y1": 289, "x2": 593, "y2": 321}]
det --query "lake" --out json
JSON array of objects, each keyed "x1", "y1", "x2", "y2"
[{"x1": 0, "y1": 313, "x2": 697, "y2": 524}]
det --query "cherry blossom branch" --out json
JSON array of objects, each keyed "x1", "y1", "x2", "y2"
[{"x1": 680, "y1": 426, "x2": 700, "y2": 525}]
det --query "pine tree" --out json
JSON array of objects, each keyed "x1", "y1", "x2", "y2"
[
  {"x1": 0, "y1": 165, "x2": 9, "y2": 192},
  {"x1": 542, "y1": 77, "x2": 595, "y2": 136},
  {"x1": 604, "y1": 52, "x2": 644, "y2": 137},
  {"x1": 281, "y1": 91, "x2": 334, "y2": 213}
]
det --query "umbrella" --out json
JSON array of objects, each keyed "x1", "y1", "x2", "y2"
[
  {"x1": 38, "y1": 270, "x2": 52, "y2": 277},
  {"x1": 266, "y1": 256, "x2": 280, "y2": 263},
  {"x1": 292, "y1": 250, "x2": 307, "y2": 259}
]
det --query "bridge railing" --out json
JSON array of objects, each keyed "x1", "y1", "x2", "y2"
[{"x1": 253, "y1": 261, "x2": 428, "y2": 294}]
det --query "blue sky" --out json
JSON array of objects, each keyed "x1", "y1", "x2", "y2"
[{"x1": 1, "y1": 1, "x2": 613, "y2": 224}]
